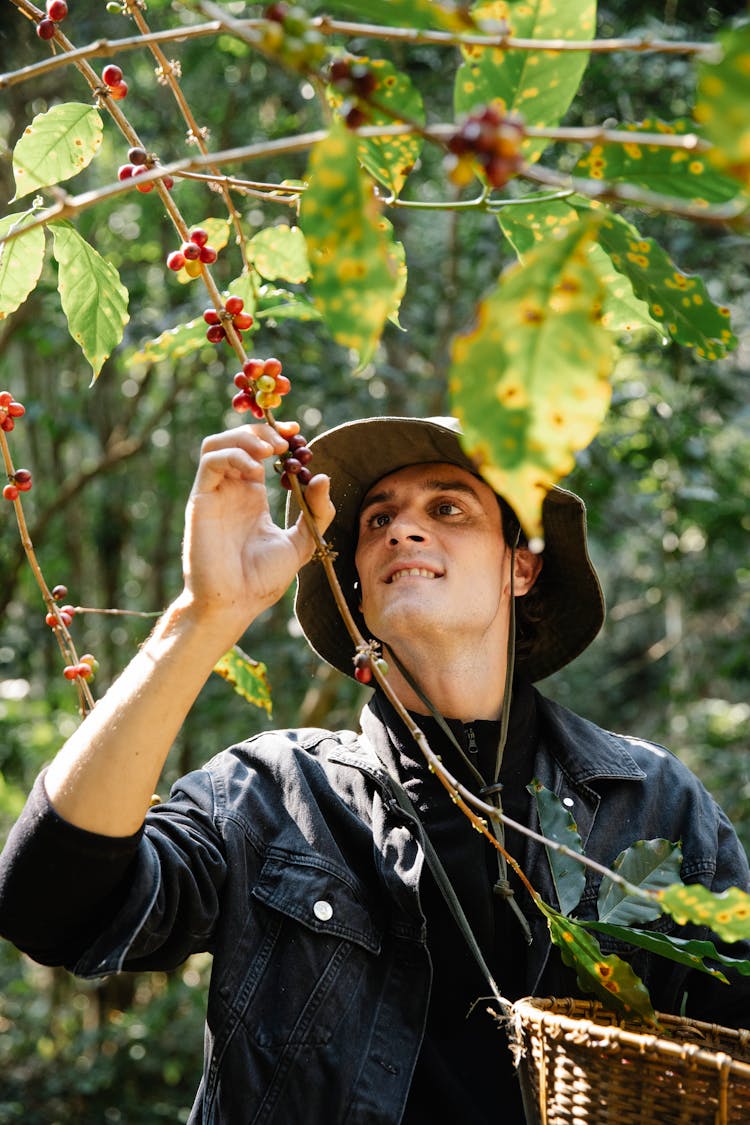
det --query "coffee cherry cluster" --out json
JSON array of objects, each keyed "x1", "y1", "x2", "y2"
[
  {"x1": 276, "y1": 432, "x2": 314, "y2": 490},
  {"x1": 37, "y1": 0, "x2": 67, "y2": 39},
  {"x1": 261, "y1": 3, "x2": 326, "y2": 72},
  {"x1": 101, "y1": 64, "x2": 128, "y2": 101},
  {"x1": 118, "y1": 146, "x2": 174, "y2": 193},
  {"x1": 353, "y1": 651, "x2": 388, "y2": 685},
  {"x1": 0, "y1": 391, "x2": 25, "y2": 433},
  {"x1": 166, "y1": 228, "x2": 218, "y2": 277},
  {"x1": 3, "y1": 469, "x2": 32, "y2": 502},
  {"x1": 63, "y1": 653, "x2": 97, "y2": 681},
  {"x1": 46, "y1": 585, "x2": 75, "y2": 629},
  {"x1": 328, "y1": 59, "x2": 377, "y2": 129},
  {"x1": 204, "y1": 296, "x2": 254, "y2": 345},
  {"x1": 232, "y1": 356, "x2": 291, "y2": 416},
  {"x1": 445, "y1": 104, "x2": 524, "y2": 189}
]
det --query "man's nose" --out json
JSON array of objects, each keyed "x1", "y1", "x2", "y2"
[{"x1": 388, "y1": 512, "x2": 427, "y2": 545}]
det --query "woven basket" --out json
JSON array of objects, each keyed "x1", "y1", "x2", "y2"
[{"x1": 510, "y1": 997, "x2": 750, "y2": 1125}]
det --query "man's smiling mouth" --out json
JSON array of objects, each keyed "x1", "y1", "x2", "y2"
[{"x1": 387, "y1": 568, "x2": 440, "y2": 583}]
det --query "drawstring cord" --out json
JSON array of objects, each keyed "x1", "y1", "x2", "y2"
[{"x1": 386, "y1": 533, "x2": 532, "y2": 945}]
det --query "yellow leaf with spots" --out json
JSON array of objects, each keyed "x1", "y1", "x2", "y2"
[
  {"x1": 541, "y1": 902, "x2": 657, "y2": 1023},
  {"x1": 300, "y1": 124, "x2": 400, "y2": 363},
  {"x1": 12, "y1": 104, "x2": 103, "y2": 201},
  {"x1": 248, "y1": 224, "x2": 310, "y2": 283},
  {"x1": 213, "y1": 646, "x2": 272, "y2": 716},
  {"x1": 574, "y1": 118, "x2": 743, "y2": 205},
  {"x1": 498, "y1": 197, "x2": 659, "y2": 336},
  {"x1": 660, "y1": 883, "x2": 750, "y2": 943},
  {"x1": 325, "y1": 0, "x2": 475, "y2": 32},
  {"x1": 449, "y1": 216, "x2": 614, "y2": 540},
  {"x1": 50, "y1": 221, "x2": 129, "y2": 380},
  {"x1": 455, "y1": 0, "x2": 596, "y2": 163},
  {"x1": 697, "y1": 23, "x2": 750, "y2": 188}
]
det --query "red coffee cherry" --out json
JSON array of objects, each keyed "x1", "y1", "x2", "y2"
[
  {"x1": 36, "y1": 17, "x2": 56, "y2": 38},
  {"x1": 46, "y1": 0, "x2": 68, "y2": 20},
  {"x1": 166, "y1": 250, "x2": 185, "y2": 271},
  {"x1": 102, "y1": 64, "x2": 123, "y2": 86}
]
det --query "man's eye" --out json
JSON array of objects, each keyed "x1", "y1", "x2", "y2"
[
  {"x1": 373, "y1": 512, "x2": 391, "y2": 528},
  {"x1": 436, "y1": 502, "x2": 461, "y2": 516}
]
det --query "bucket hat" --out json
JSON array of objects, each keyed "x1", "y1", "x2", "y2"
[{"x1": 287, "y1": 416, "x2": 604, "y2": 683}]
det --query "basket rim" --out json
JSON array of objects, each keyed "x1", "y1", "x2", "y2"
[{"x1": 513, "y1": 996, "x2": 750, "y2": 1077}]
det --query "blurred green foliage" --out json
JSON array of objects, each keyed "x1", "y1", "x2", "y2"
[{"x1": 1, "y1": 0, "x2": 749, "y2": 1119}]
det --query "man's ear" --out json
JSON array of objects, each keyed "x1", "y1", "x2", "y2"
[{"x1": 513, "y1": 548, "x2": 542, "y2": 595}]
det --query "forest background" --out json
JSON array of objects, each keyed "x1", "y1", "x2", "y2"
[{"x1": 1, "y1": 0, "x2": 750, "y2": 1120}]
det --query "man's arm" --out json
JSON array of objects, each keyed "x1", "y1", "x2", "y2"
[{"x1": 43, "y1": 421, "x2": 334, "y2": 837}]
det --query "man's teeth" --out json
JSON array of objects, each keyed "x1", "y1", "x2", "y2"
[{"x1": 391, "y1": 568, "x2": 436, "y2": 581}]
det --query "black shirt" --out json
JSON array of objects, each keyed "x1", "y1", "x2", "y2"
[{"x1": 369, "y1": 679, "x2": 539, "y2": 1125}]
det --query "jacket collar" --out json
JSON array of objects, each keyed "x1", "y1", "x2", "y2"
[{"x1": 535, "y1": 694, "x2": 646, "y2": 784}]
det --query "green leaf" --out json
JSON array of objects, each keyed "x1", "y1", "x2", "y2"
[
  {"x1": 455, "y1": 0, "x2": 596, "y2": 163},
  {"x1": 597, "y1": 839, "x2": 683, "y2": 926},
  {"x1": 659, "y1": 883, "x2": 750, "y2": 943},
  {"x1": 323, "y1": 0, "x2": 476, "y2": 31},
  {"x1": 542, "y1": 903, "x2": 656, "y2": 1023},
  {"x1": 256, "y1": 293, "x2": 323, "y2": 322},
  {"x1": 213, "y1": 647, "x2": 272, "y2": 716},
  {"x1": 449, "y1": 215, "x2": 614, "y2": 540},
  {"x1": 528, "y1": 780, "x2": 585, "y2": 915},
  {"x1": 0, "y1": 212, "x2": 46, "y2": 320},
  {"x1": 581, "y1": 922, "x2": 750, "y2": 984},
  {"x1": 576, "y1": 202, "x2": 737, "y2": 360},
  {"x1": 574, "y1": 118, "x2": 744, "y2": 205},
  {"x1": 696, "y1": 23, "x2": 750, "y2": 188},
  {"x1": 12, "y1": 103, "x2": 103, "y2": 201},
  {"x1": 50, "y1": 222, "x2": 129, "y2": 380},
  {"x1": 498, "y1": 197, "x2": 660, "y2": 336},
  {"x1": 300, "y1": 123, "x2": 401, "y2": 363},
  {"x1": 248, "y1": 224, "x2": 310, "y2": 283},
  {"x1": 327, "y1": 57, "x2": 424, "y2": 196}
]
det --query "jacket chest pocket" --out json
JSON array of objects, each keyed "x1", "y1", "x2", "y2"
[{"x1": 217, "y1": 851, "x2": 383, "y2": 1051}]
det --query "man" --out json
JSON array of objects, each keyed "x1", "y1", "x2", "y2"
[{"x1": 0, "y1": 415, "x2": 748, "y2": 1125}]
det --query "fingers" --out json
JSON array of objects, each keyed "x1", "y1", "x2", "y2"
[
  {"x1": 193, "y1": 424, "x2": 294, "y2": 493},
  {"x1": 288, "y1": 473, "x2": 335, "y2": 564}
]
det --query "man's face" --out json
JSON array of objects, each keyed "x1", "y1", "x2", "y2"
[{"x1": 354, "y1": 462, "x2": 514, "y2": 657}]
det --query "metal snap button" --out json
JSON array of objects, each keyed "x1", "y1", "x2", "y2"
[
  {"x1": 562, "y1": 797, "x2": 574, "y2": 808},
  {"x1": 313, "y1": 899, "x2": 333, "y2": 921}
]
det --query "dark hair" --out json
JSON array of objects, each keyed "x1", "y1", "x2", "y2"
[{"x1": 498, "y1": 497, "x2": 545, "y2": 665}]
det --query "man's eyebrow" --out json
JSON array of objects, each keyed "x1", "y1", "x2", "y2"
[{"x1": 359, "y1": 477, "x2": 482, "y2": 518}]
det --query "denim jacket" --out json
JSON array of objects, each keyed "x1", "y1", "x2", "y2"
[{"x1": 3, "y1": 693, "x2": 749, "y2": 1124}]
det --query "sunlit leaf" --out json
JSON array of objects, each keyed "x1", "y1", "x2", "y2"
[
  {"x1": 50, "y1": 222, "x2": 129, "y2": 379},
  {"x1": 213, "y1": 646, "x2": 272, "y2": 716},
  {"x1": 327, "y1": 57, "x2": 424, "y2": 196},
  {"x1": 597, "y1": 839, "x2": 682, "y2": 926},
  {"x1": 300, "y1": 123, "x2": 400, "y2": 362},
  {"x1": 256, "y1": 294, "x2": 322, "y2": 322},
  {"x1": 455, "y1": 0, "x2": 596, "y2": 163},
  {"x1": 579, "y1": 203, "x2": 737, "y2": 359},
  {"x1": 450, "y1": 216, "x2": 614, "y2": 540},
  {"x1": 323, "y1": 0, "x2": 476, "y2": 31},
  {"x1": 0, "y1": 212, "x2": 45, "y2": 320},
  {"x1": 575, "y1": 119, "x2": 744, "y2": 205},
  {"x1": 176, "y1": 217, "x2": 231, "y2": 285},
  {"x1": 498, "y1": 197, "x2": 660, "y2": 336},
  {"x1": 696, "y1": 23, "x2": 750, "y2": 188},
  {"x1": 528, "y1": 780, "x2": 585, "y2": 915},
  {"x1": 659, "y1": 883, "x2": 750, "y2": 943},
  {"x1": 12, "y1": 103, "x2": 103, "y2": 200},
  {"x1": 541, "y1": 902, "x2": 656, "y2": 1023},
  {"x1": 581, "y1": 922, "x2": 750, "y2": 983},
  {"x1": 129, "y1": 317, "x2": 211, "y2": 366},
  {"x1": 248, "y1": 224, "x2": 310, "y2": 283}
]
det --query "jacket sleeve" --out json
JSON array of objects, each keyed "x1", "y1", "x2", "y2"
[{"x1": 0, "y1": 767, "x2": 228, "y2": 978}]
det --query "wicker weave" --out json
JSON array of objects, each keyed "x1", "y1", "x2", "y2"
[{"x1": 510, "y1": 997, "x2": 750, "y2": 1125}]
